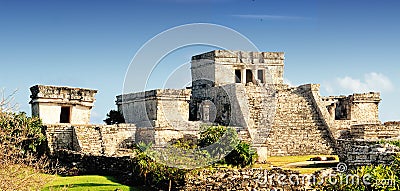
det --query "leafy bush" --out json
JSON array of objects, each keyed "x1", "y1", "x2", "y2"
[
  {"x1": 198, "y1": 125, "x2": 227, "y2": 147},
  {"x1": 380, "y1": 139, "x2": 400, "y2": 148},
  {"x1": 225, "y1": 141, "x2": 258, "y2": 168},
  {"x1": 0, "y1": 110, "x2": 49, "y2": 190},
  {"x1": 169, "y1": 134, "x2": 198, "y2": 150},
  {"x1": 198, "y1": 125, "x2": 257, "y2": 168},
  {"x1": 130, "y1": 126, "x2": 258, "y2": 190},
  {"x1": 0, "y1": 111, "x2": 46, "y2": 156},
  {"x1": 131, "y1": 143, "x2": 187, "y2": 190}
]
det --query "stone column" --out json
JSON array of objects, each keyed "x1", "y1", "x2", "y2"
[
  {"x1": 253, "y1": 69, "x2": 257, "y2": 84},
  {"x1": 241, "y1": 69, "x2": 246, "y2": 85}
]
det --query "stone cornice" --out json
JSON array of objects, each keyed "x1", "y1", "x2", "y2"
[{"x1": 30, "y1": 85, "x2": 97, "y2": 106}]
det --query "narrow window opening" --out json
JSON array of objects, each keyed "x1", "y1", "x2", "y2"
[
  {"x1": 60, "y1": 106, "x2": 71, "y2": 123},
  {"x1": 235, "y1": 69, "x2": 241, "y2": 83},
  {"x1": 257, "y1": 70, "x2": 264, "y2": 83},
  {"x1": 246, "y1": 69, "x2": 253, "y2": 84}
]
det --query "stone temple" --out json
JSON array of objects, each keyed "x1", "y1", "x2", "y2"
[
  {"x1": 31, "y1": 50, "x2": 400, "y2": 163},
  {"x1": 30, "y1": 85, "x2": 97, "y2": 124}
]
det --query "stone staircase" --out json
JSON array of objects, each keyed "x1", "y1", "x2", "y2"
[{"x1": 267, "y1": 85, "x2": 335, "y2": 156}]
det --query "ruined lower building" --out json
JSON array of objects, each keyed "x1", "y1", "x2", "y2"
[{"x1": 32, "y1": 50, "x2": 400, "y2": 163}]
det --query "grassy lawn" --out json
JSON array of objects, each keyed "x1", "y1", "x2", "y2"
[
  {"x1": 253, "y1": 155, "x2": 339, "y2": 174},
  {"x1": 42, "y1": 175, "x2": 143, "y2": 191}
]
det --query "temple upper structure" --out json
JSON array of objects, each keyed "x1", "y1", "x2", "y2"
[{"x1": 29, "y1": 85, "x2": 97, "y2": 124}]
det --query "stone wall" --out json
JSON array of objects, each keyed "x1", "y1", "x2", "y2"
[
  {"x1": 383, "y1": 122, "x2": 400, "y2": 138},
  {"x1": 337, "y1": 139, "x2": 399, "y2": 167},
  {"x1": 45, "y1": 125, "x2": 75, "y2": 153},
  {"x1": 350, "y1": 124, "x2": 400, "y2": 139},
  {"x1": 45, "y1": 124, "x2": 136, "y2": 156},
  {"x1": 350, "y1": 93, "x2": 381, "y2": 123},
  {"x1": 45, "y1": 123, "x2": 203, "y2": 155},
  {"x1": 184, "y1": 168, "x2": 308, "y2": 191},
  {"x1": 51, "y1": 150, "x2": 134, "y2": 185},
  {"x1": 116, "y1": 89, "x2": 191, "y2": 126}
]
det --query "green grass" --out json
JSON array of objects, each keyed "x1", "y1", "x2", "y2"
[
  {"x1": 253, "y1": 155, "x2": 339, "y2": 174},
  {"x1": 267, "y1": 155, "x2": 336, "y2": 166},
  {"x1": 42, "y1": 175, "x2": 141, "y2": 191}
]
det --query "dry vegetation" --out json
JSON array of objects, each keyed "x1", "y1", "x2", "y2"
[{"x1": 0, "y1": 90, "x2": 54, "y2": 190}]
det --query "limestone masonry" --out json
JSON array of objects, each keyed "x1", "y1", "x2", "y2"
[
  {"x1": 31, "y1": 50, "x2": 400, "y2": 165},
  {"x1": 30, "y1": 85, "x2": 97, "y2": 124}
]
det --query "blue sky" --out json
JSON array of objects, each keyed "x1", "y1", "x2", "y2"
[{"x1": 0, "y1": 0, "x2": 399, "y2": 123}]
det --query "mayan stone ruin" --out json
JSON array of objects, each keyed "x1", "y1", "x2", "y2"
[
  {"x1": 30, "y1": 85, "x2": 98, "y2": 124},
  {"x1": 31, "y1": 50, "x2": 400, "y2": 165}
]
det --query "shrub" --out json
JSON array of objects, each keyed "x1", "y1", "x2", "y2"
[
  {"x1": 169, "y1": 134, "x2": 198, "y2": 150},
  {"x1": 225, "y1": 141, "x2": 258, "y2": 168},
  {"x1": 313, "y1": 155, "x2": 400, "y2": 190},
  {"x1": 198, "y1": 125, "x2": 227, "y2": 147},
  {"x1": 132, "y1": 143, "x2": 187, "y2": 191},
  {"x1": 0, "y1": 111, "x2": 46, "y2": 157},
  {"x1": 380, "y1": 139, "x2": 400, "y2": 148},
  {"x1": 198, "y1": 125, "x2": 257, "y2": 168},
  {"x1": 0, "y1": 109, "x2": 49, "y2": 190}
]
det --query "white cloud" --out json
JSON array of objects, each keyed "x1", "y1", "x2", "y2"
[
  {"x1": 325, "y1": 72, "x2": 394, "y2": 94},
  {"x1": 231, "y1": 14, "x2": 311, "y2": 21},
  {"x1": 283, "y1": 78, "x2": 294, "y2": 87}
]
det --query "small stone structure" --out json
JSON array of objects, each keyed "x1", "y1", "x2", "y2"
[
  {"x1": 337, "y1": 139, "x2": 400, "y2": 167},
  {"x1": 116, "y1": 89, "x2": 192, "y2": 127},
  {"x1": 115, "y1": 89, "x2": 201, "y2": 146},
  {"x1": 30, "y1": 85, "x2": 97, "y2": 124}
]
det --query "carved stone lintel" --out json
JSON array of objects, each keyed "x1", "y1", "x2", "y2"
[{"x1": 30, "y1": 85, "x2": 98, "y2": 106}]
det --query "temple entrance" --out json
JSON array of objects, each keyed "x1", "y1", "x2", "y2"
[
  {"x1": 235, "y1": 69, "x2": 241, "y2": 83},
  {"x1": 60, "y1": 106, "x2": 71, "y2": 123},
  {"x1": 246, "y1": 69, "x2": 253, "y2": 84}
]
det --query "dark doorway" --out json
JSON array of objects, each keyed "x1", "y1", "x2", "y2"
[
  {"x1": 235, "y1": 69, "x2": 241, "y2": 83},
  {"x1": 257, "y1": 70, "x2": 264, "y2": 83},
  {"x1": 246, "y1": 69, "x2": 253, "y2": 84},
  {"x1": 60, "y1": 106, "x2": 71, "y2": 123}
]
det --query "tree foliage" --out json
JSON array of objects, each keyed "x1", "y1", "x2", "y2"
[{"x1": 104, "y1": 109, "x2": 125, "y2": 125}]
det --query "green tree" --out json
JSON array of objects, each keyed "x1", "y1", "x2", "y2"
[{"x1": 104, "y1": 109, "x2": 125, "y2": 125}]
